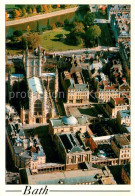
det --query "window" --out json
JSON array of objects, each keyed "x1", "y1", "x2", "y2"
[{"x1": 34, "y1": 100, "x2": 42, "y2": 115}]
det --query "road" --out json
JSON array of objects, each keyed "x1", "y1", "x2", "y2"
[
  {"x1": 6, "y1": 7, "x2": 78, "y2": 27},
  {"x1": 48, "y1": 46, "x2": 119, "y2": 55},
  {"x1": 94, "y1": 18, "x2": 110, "y2": 23},
  {"x1": 7, "y1": 46, "x2": 119, "y2": 58}
]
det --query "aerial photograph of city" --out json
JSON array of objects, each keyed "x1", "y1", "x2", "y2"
[{"x1": 5, "y1": 4, "x2": 131, "y2": 185}]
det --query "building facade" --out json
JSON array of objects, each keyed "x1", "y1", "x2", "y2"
[
  {"x1": 106, "y1": 97, "x2": 129, "y2": 118},
  {"x1": 49, "y1": 115, "x2": 88, "y2": 137},
  {"x1": 111, "y1": 135, "x2": 130, "y2": 162}
]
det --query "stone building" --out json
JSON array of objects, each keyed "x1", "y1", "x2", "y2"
[
  {"x1": 61, "y1": 70, "x2": 89, "y2": 104},
  {"x1": 111, "y1": 135, "x2": 130, "y2": 163},
  {"x1": 21, "y1": 77, "x2": 48, "y2": 124},
  {"x1": 117, "y1": 110, "x2": 130, "y2": 126},
  {"x1": 54, "y1": 132, "x2": 92, "y2": 170},
  {"x1": 21, "y1": 47, "x2": 57, "y2": 124},
  {"x1": 20, "y1": 165, "x2": 116, "y2": 185},
  {"x1": 24, "y1": 46, "x2": 42, "y2": 79},
  {"x1": 110, "y1": 9, "x2": 130, "y2": 43},
  {"x1": 107, "y1": 5, "x2": 130, "y2": 22},
  {"x1": 49, "y1": 115, "x2": 88, "y2": 138},
  {"x1": 6, "y1": 122, "x2": 46, "y2": 171},
  {"x1": 106, "y1": 97, "x2": 129, "y2": 118},
  {"x1": 97, "y1": 85, "x2": 120, "y2": 103}
]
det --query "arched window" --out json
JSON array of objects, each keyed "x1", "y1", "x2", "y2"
[{"x1": 34, "y1": 100, "x2": 42, "y2": 115}]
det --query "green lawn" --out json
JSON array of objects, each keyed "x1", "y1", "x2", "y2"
[
  {"x1": 97, "y1": 23, "x2": 116, "y2": 47},
  {"x1": 40, "y1": 28, "x2": 84, "y2": 51}
]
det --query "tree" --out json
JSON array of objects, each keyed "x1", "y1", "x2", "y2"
[
  {"x1": 52, "y1": 23, "x2": 56, "y2": 30},
  {"x1": 71, "y1": 22, "x2": 85, "y2": 36},
  {"x1": 33, "y1": 8, "x2": 37, "y2": 14},
  {"x1": 99, "y1": 8, "x2": 106, "y2": 15},
  {"x1": 26, "y1": 33, "x2": 41, "y2": 49},
  {"x1": 13, "y1": 30, "x2": 23, "y2": 37},
  {"x1": 66, "y1": 33, "x2": 82, "y2": 46},
  {"x1": 5, "y1": 11, "x2": 8, "y2": 21},
  {"x1": 37, "y1": 5, "x2": 43, "y2": 13},
  {"x1": 36, "y1": 21, "x2": 40, "y2": 32},
  {"x1": 46, "y1": 19, "x2": 52, "y2": 30},
  {"x1": 64, "y1": 5, "x2": 70, "y2": 9},
  {"x1": 74, "y1": 14, "x2": 80, "y2": 22},
  {"x1": 78, "y1": 5, "x2": 90, "y2": 13},
  {"x1": 47, "y1": 5, "x2": 52, "y2": 10},
  {"x1": 18, "y1": 8, "x2": 22, "y2": 16},
  {"x1": 22, "y1": 7, "x2": 27, "y2": 16},
  {"x1": 83, "y1": 13, "x2": 95, "y2": 29},
  {"x1": 64, "y1": 19, "x2": 70, "y2": 26},
  {"x1": 64, "y1": 18, "x2": 70, "y2": 30},
  {"x1": 20, "y1": 37, "x2": 27, "y2": 49},
  {"x1": 57, "y1": 5, "x2": 60, "y2": 8},
  {"x1": 12, "y1": 9, "x2": 20, "y2": 18},
  {"x1": 28, "y1": 8, "x2": 32, "y2": 14},
  {"x1": 26, "y1": 25, "x2": 31, "y2": 32},
  {"x1": 55, "y1": 21, "x2": 64, "y2": 27},
  {"x1": 43, "y1": 5, "x2": 48, "y2": 12},
  {"x1": 86, "y1": 25, "x2": 101, "y2": 46}
]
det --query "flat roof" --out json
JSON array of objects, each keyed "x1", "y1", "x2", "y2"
[
  {"x1": 27, "y1": 168, "x2": 103, "y2": 184},
  {"x1": 119, "y1": 110, "x2": 130, "y2": 118},
  {"x1": 115, "y1": 135, "x2": 130, "y2": 146}
]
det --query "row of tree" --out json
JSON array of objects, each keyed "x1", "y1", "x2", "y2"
[{"x1": 6, "y1": 5, "x2": 76, "y2": 20}]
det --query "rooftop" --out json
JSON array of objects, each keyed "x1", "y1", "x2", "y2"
[
  {"x1": 50, "y1": 115, "x2": 88, "y2": 127},
  {"x1": 59, "y1": 133, "x2": 84, "y2": 153},
  {"x1": 115, "y1": 135, "x2": 130, "y2": 147},
  {"x1": 104, "y1": 86, "x2": 116, "y2": 90},
  {"x1": 114, "y1": 97, "x2": 129, "y2": 105},
  {"x1": 24, "y1": 166, "x2": 116, "y2": 185},
  {"x1": 28, "y1": 77, "x2": 43, "y2": 95},
  {"x1": 41, "y1": 73, "x2": 55, "y2": 77},
  {"x1": 62, "y1": 115, "x2": 78, "y2": 125},
  {"x1": 119, "y1": 110, "x2": 130, "y2": 118},
  {"x1": 11, "y1": 74, "x2": 24, "y2": 78}
]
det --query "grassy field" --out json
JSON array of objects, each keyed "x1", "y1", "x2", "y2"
[
  {"x1": 97, "y1": 23, "x2": 116, "y2": 47},
  {"x1": 40, "y1": 28, "x2": 84, "y2": 51}
]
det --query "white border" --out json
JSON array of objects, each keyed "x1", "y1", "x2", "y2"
[{"x1": 0, "y1": 0, "x2": 135, "y2": 196}]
